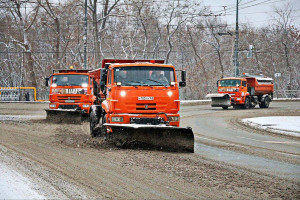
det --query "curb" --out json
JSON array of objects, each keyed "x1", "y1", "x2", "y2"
[{"x1": 240, "y1": 119, "x2": 300, "y2": 138}]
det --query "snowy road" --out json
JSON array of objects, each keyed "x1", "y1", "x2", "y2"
[
  {"x1": 180, "y1": 101, "x2": 300, "y2": 179},
  {"x1": 0, "y1": 162, "x2": 44, "y2": 199},
  {"x1": 0, "y1": 101, "x2": 299, "y2": 199}
]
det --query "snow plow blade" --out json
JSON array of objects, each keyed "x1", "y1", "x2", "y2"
[
  {"x1": 206, "y1": 93, "x2": 231, "y2": 107},
  {"x1": 106, "y1": 124, "x2": 194, "y2": 153},
  {"x1": 45, "y1": 109, "x2": 83, "y2": 124}
]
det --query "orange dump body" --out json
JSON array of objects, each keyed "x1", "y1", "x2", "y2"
[{"x1": 245, "y1": 77, "x2": 274, "y2": 95}]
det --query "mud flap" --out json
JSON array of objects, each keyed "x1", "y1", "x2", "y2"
[
  {"x1": 105, "y1": 124, "x2": 194, "y2": 153},
  {"x1": 45, "y1": 109, "x2": 83, "y2": 124},
  {"x1": 206, "y1": 93, "x2": 231, "y2": 107}
]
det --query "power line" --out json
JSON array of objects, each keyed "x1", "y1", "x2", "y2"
[{"x1": 213, "y1": 0, "x2": 287, "y2": 16}]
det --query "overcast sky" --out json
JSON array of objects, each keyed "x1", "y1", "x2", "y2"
[{"x1": 201, "y1": 0, "x2": 300, "y2": 28}]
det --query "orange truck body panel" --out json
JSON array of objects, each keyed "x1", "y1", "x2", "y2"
[
  {"x1": 101, "y1": 61, "x2": 180, "y2": 127},
  {"x1": 217, "y1": 77, "x2": 274, "y2": 105},
  {"x1": 48, "y1": 69, "x2": 96, "y2": 114},
  {"x1": 245, "y1": 77, "x2": 274, "y2": 95},
  {"x1": 207, "y1": 75, "x2": 274, "y2": 108},
  {"x1": 89, "y1": 59, "x2": 194, "y2": 152}
]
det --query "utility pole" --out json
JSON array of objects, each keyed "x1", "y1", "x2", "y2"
[
  {"x1": 83, "y1": 0, "x2": 88, "y2": 69},
  {"x1": 234, "y1": 0, "x2": 239, "y2": 77}
]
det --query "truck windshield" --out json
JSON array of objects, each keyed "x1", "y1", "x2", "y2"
[
  {"x1": 52, "y1": 75, "x2": 88, "y2": 86},
  {"x1": 114, "y1": 66, "x2": 175, "y2": 86},
  {"x1": 220, "y1": 79, "x2": 241, "y2": 87}
]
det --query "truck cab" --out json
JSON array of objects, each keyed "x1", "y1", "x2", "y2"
[
  {"x1": 89, "y1": 59, "x2": 194, "y2": 152},
  {"x1": 218, "y1": 77, "x2": 248, "y2": 105},
  {"x1": 101, "y1": 62, "x2": 182, "y2": 127},
  {"x1": 45, "y1": 69, "x2": 96, "y2": 121}
]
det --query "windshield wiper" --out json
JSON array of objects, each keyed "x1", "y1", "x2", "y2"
[
  {"x1": 146, "y1": 79, "x2": 168, "y2": 87},
  {"x1": 146, "y1": 78, "x2": 162, "y2": 84}
]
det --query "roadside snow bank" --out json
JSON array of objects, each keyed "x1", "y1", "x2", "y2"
[
  {"x1": 242, "y1": 116, "x2": 300, "y2": 137},
  {"x1": 0, "y1": 163, "x2": 44, "y2": 199}
]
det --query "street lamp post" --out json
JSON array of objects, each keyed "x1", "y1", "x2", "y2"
[
  {"x1": 83, "y1": 0, "x2": 88, "y2": 69},
  {"x1": 234, "y1": 0, "x2": 239, "y2": 77}
]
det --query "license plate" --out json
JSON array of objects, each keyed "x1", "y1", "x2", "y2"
[
  {"x1": 65, "y1": 100, "x2": 75, "y2": 103},
  {"x1": 138, "y1": 96, "x2": 154, "y2": 100}
]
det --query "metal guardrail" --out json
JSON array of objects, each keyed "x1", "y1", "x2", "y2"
[
  {"x1": 0, "y1": 87, "x2": 37, "y2": 101},
  {"x1": 276, "y1": 90, "x2": 300, "y2": 98}
]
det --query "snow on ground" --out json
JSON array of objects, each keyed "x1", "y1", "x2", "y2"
[
  {"x1": 242, "y1": 116, "x2": 300, "y2": 137},
  {"x1": 180, "y1": 100, "x2": 211, "y2": 104},
  {"x1": 0, "y1": 115, "x2": 44, "y2": 121},
  {"x1": 0, "y1": 162, "x2": 44, "y2": 199}
]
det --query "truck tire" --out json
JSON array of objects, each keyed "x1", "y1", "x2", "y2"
[
  {"x1": 101, "y1": 114, "x2": 108, "y2": 139},
  {"x1": 260, "y1": 96, "x2": 270, "y2": 108},
  {"x1": 89, "y1": 105, "x2": 101, "y2": 137},
  {"x1": 90, "y1": 112, "x2": 99, "y2": 137},
  {"x1": 222, "y1": 106, "x2": 228, "y2": 109},
  {"x1": 249, "y1": 104, "x2": 256, "y2": 109},
  {"x1": 243, "y1": 97, "x2": 250, "y2": 109}
]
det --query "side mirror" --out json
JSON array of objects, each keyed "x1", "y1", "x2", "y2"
[
  {"x1": 100, "y1": 69, "x2": 107, "y2": 93},
  {"x1": 45, "y1": 77, "x2": 49, "y2": 87},
  {"x1": 179, "y1": 70, "x2": 186, "y2": 87},
  {"x1": 181, "y1": 71, "x2": 186, "y2": 82},
  {"x1": 179, "y1": 82, "x2": 186, "y2": 87},
  {"x1": 93, "y1": 79, "x2": 98, "y2": 96}
]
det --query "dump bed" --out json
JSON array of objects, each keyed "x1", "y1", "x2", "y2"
[{"x1": 245, "y1": 77, "x2": 274, "y2": 95}]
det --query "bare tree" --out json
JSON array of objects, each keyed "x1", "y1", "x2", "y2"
[
  {"x1": 8, "y1": 0, "x2": 39, "y2": 88},
  {"x1": 37, "y1": 0, "x2": 61, "y2": 66}
]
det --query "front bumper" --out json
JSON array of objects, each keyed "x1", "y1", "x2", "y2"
[
  {"x1": 107, "y1": 113, "x2": 180, "y2": 127},
  {"x1": 230, "y1": 96, "x2": 244, "y2": 105},
  {"x1": 48, "y1": 103, "x2": 91, "y2": 113}
]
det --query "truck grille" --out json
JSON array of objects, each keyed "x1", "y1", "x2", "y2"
[
  {"x1": 59, "y1": 105, "x2": 80, "y2": 110},
  {"x1": 130, "y1": 117, "x2": 165, "y2": 125},
  {"x1": 57, "y1": 96, "x2": 81, "y2": 101},
  {"x1": 136, "y1": 103, "x2": 156, "y2": 110}
]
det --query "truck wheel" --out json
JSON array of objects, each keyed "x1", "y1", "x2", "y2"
[
  {"x1": 101, "y1": 114, "x2": 108, "y2": 139},
  {"x1": 260, "y1": 96, "x2": 270, "y2": 108},
  {"x1": 90, "y1": 112, "x2": 98, "y2": 137},
  {"x1": 259, "y1": 103, "x2": 264, "y2": 108},
  {"x1": 243, "y1": 97, "x2": 250, "y2": 109},
  {"x1": 222, "y1": 106, "x2": 228, "y2": 109},
  {"x1": 249, "y1": 104, "x2": 256, "y2": 109}
]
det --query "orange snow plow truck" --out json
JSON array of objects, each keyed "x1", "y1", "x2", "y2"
[
  {"x1": 89, "y1": 59, "x2": 194, "y2": 152},
  {"x1": 206, "y1": 74, "x2": 274, "y2": 109},
  {"x1": 45, "y1": 68, "x2": 97, "y2": 123}
]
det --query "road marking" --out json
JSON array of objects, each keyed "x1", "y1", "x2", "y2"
[
  {"x1": 195, "y1": 135, "x2": 300, "y2": 158},
  {"x1": 237, "y1": 136, "x2": 300, "y2": 145},
  {"x1": 276, "y1": 151, "x2": 300, "y2": 157},
  {"x1": 236, "y1": 135, "x2": 262, "y2": 143},
  {"x1": 263, "y1": 141, "x2": 300, "y2": 144},
  {"x1": 195, "y1": 135, "x2": 244, "y2": 148}
]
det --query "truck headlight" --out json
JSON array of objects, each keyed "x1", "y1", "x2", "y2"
[
  {"x1": 168, "y1": 116, "x2": 179, "y2": 122},
  {"x1": 82, "y1": 104, "x2": 90, "y2": 108},
  {"x1": 49, "y1": 104, "x2": 56, "y2": 108},
  {"x1": 112, "y1": 117, "x2": 123, "y2": 122}
]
